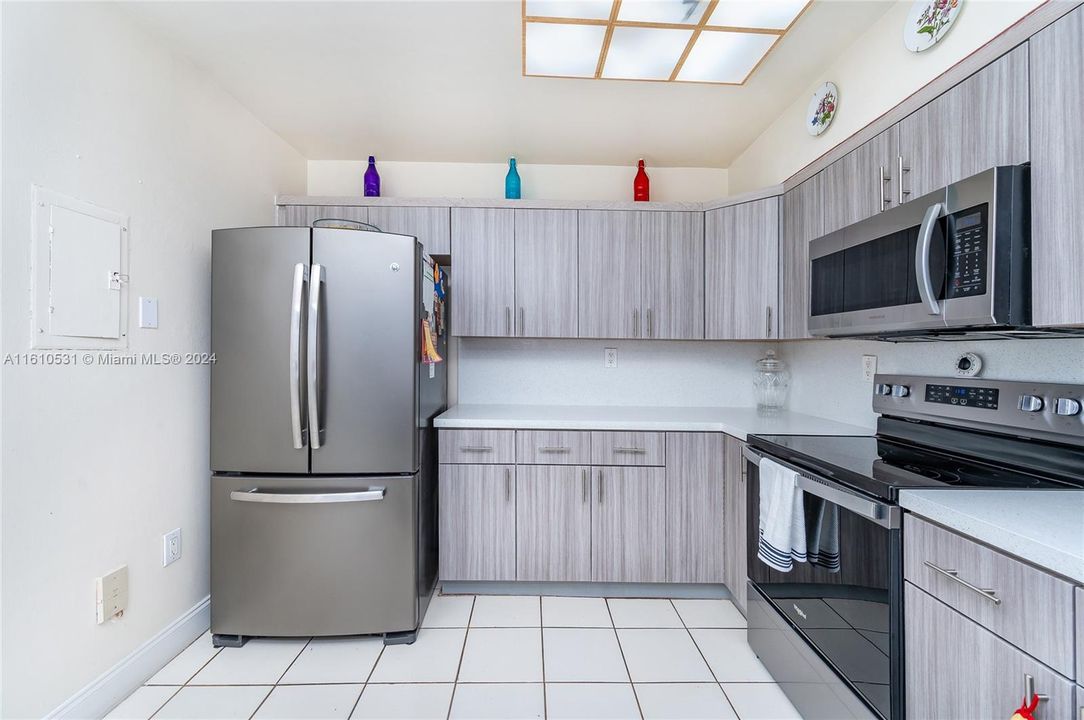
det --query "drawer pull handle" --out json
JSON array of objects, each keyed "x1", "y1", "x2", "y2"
[
  {"x1": 460, "y1": 446, "x2": 493, "y2": 452},
  {"x1": 539, "y1": 447, "x2": 571, "y2": 453},
  {"x1": 923, "y1": 561, "x2": 1002, "y2": 605},
  {"x1": 614, "y1": 447, "x2": 647, "y2": 454}
]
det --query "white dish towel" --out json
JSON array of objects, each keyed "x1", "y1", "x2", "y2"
[{"x1": 757, "y1": 457, "x2": 807, "y2": 572}]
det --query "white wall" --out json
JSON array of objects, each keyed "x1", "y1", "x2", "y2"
[
  {"x1": 308, "y1": 160, "x2": 728, "y2": 202},
  {"x1": 727, "y1": 0, "x2": 1044, "y2": 192},
  {"x1": 0, "y1": 4, "x2": 306, "y2": 717}
]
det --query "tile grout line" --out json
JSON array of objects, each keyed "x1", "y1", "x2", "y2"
[
  {"x1": 539, "y1": 596, "x2": 547, "y2": 720},
  {"x1": 148, "y1": 632, "x2": 232, "y2": 718},
  {"x1": 145, "y1": 685, "x2": 184, "y2": 720},
  {"x1": 606, "y1": 598, "x2": 645, "y2": 720},
  {"x1": 247, "y1": 638, "x2": 311, "y2": 719},
  {"x1": 444, "y1": 594, "x2": 476, "y2": 720},
  {"x1": 670, "y1": 599, "x2": 743, "y2": 719},
  {"x1": 348, "y1": 639, "x2": 388, "y2": 719}
]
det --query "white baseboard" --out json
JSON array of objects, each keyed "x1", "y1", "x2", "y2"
[{"x1": 47, "y1": 596, "x2": 210, "y2": 720}]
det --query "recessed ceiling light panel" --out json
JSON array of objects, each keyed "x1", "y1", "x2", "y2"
[
  {"x1": 707, "y1": 0, "x2": 809, "y2": 30},
  {"x1": 677, "y1": 30, "x2": 777, "y2": 83},
  {"x1": 525, "y1": 0, "x2": 615, "y2": 21},
  {"x1": 602, "y1": 26, "x2": 693, "y2": 80},
  {"x1": 525, "y1": 22, "x2": 607, "y2": 77},
  {"x1": 617, "y1": 0, "x2": 709, "y2": 26}
]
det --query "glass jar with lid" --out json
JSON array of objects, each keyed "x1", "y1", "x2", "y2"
[{"x1": 753, "y1": 350, "x2": 791, "y2": 414}]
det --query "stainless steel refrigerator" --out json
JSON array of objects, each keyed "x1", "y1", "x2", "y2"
[{"x1": 209, "y1": 225, "x2": 446, "y2": 647}]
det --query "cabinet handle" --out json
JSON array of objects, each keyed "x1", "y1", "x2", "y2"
[
  {"x1": 505, "y1": 467, "x2": 512, "y2": 502},
  {"x1": 923, "y1": 561, "x2": 1001, "y2": 605},
  {"x1": 765, "y1": 306, "x2": 773, "y2": 338},
  {"x1": 633, "y1": 309, "x2": 640, "y2": 338},
  {"x1": 879, "y1": 165, "x2": 889, "y2": 210},
  {"x1": 598, "y1": 470, "x2": 603, "y2": 504},
  {"x1": 505, "y1": 306, "x2": 512, "y2": 336},
  {"x1": 539, "y1": 446, "x2": 571, "y2": 453},
  {"x1": 1023, "y1": 674, "x2": 1049, "y2": 704},
  {"x1": 460, "y1": 446, "x2": 493, "y2": 452},
  {"x1": 647, "y1": 308, "x2": 654, "y2": 338},
  {"x1": 582, "y1": 468, "x2": 588, "y2": 503},
  {"x1": 614, "y1": 447, "x2": 646, "y2": 454},
  {"x1": 898, "y1": 156, "x2": 911, "y2": 205},
  {"x1": 519, "y1": 307, "x2": 525, "y2": 337}
]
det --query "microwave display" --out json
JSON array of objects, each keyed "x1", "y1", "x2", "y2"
[{"x1": 946, "y1": 204, "x2": 988, "y2": 299}]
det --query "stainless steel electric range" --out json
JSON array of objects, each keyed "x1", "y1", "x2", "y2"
[{"x1": 743, "y1": 374, "x2": 1084, "y2": 720}]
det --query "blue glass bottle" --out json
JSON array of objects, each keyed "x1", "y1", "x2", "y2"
[
  {"x1": 364, "y1": 156, "x2": 380, "y2": 197},
  {"x1": 505, "y1": 157, "x2": 521, "y2": 199}
]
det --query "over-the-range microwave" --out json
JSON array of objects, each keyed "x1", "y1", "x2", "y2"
[{"x1": 808, "y1": 165, "x2": 1034, "y2": 339}]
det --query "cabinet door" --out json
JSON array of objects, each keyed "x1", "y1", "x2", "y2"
[
  {"x1": 723, "y1": 436, "x2": 747, "y2": 613},
  {"x1": 822, "y1": 127, "x2": 898, "y2": 235},
  {"x1": 665, "y1": 433, "x2": 725, "y2": 584},
  {"x1": 904, "y1": 583, "x2": 1076, "y2": 720},
  {"x1": 640, "y1": 212, "x2": 704, "y2": 339},
  {"x1": 779, "y1": 176, "x2": 822, "y2": 339},
  {"x1": 898, "y1": 45, "x2": 1029, "y2": 200},
  {"x1": 438, "y1": 464, "x2": 516, "y2": 581},
  {"x1": 516, "y1": 465, "x2": 592, "y2": 581},
  {"x1": 514, "y1": 209, "x2": 578, "y2": 338},
  {"x1": 592, "y1": 466, "x2": 666, "y2": 583},
  {"x1": 578, "y1": 210, "x2": 641, "y2": 338},
  {"x1": 705, "y1": 198, "x2": 779, "y2": 339},
  {"x1": 1030, "y1": 6, "x2": 1084, "y2": 327},
  {"x1": 451, "y1": 208, "x2": 515, "y2": 337},
  {"x1": 277, "y1": 205, "x2": 367, "y2": 227},
  {"x1": 368, "y1": 206, "x2": 450, "y2": 255}
]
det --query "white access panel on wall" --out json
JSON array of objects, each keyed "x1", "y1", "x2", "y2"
[{"x1": 31, "y1": 185, "x2": 130, "y2": 349}]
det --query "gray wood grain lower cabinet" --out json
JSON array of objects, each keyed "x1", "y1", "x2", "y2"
[
  {"x1": 705, "y1": 198, "x2": 779, "y2": 340},
  {"x1": 515, "y1": 430, "x2": 591, "y2": 465},
  {"x1": 516, "y1": 465, "x2": 592, "y2": 582},
  {"x1": 578, "y1": 210, "x2": 641, "y2": 339},
  {"x1": 367, "y1": 206, "x2": 450, "y2": 256},
  {"x1": 451, "y1": 208, "x2": 515, "y2": 337},
  {"x1": 780, "y1": 176, "x2": 821, "y2": 339},
  {"x1": 438, "y1": 464, "x2": 516, "y2": 581},
  {"x1": 592, "y1": 466, "x2": 666, "y2": 583},
  {"x1": 438, "y1": 429, "x2": 516, "y2": 464},
  {"x1": 665, "y1": 433, "x2": 725, "y2": 584},
  {"x1": 640, "y1": 212, "x2": 704, "y2": 339},
  {"x1": 898, "y1": 45, "x2": 1029, "y2": 200},
  {"x1": 277, "y1": 205, "x2": 368, "y2": 227},
  {"x1": 590, "y1": 431, "x2": 665, "y2": 466},
  {"x1": 905, "y1": 582, "x2": 1076, "y2": 720},
  {"x1": 723, "y1": 435, "x2": 747, "y2": 613},
  {"x1": 1030, "y1": 5, "x2": 1084, "y2": 327},
  {"x1": 514, "y1": 209, "x2": 578, "y2": 338}
]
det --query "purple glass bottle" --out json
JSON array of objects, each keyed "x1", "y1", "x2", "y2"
[{"x1": 364, "y1": 156, "x2": 380, "y2": 197}]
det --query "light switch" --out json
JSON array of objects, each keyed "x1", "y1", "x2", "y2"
[{"x1": 139, "y1": 297, "x2": 159, "y2": 329}]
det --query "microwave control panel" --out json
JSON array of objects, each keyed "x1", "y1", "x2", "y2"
[{"x1": 946, "y1": 204, "x2": 988, "y2": 298}]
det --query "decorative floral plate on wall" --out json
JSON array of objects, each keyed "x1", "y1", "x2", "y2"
[
  {"x1": 905, "y1": 0, "x2": 962, "y2": 52},
  {"x1": 806, "y1": 82, "x2": 838, "y2": 137}
]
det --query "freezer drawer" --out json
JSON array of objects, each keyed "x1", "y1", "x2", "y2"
[{"x1": 211, "y1": 474, "x2": 417, "y2": 638}]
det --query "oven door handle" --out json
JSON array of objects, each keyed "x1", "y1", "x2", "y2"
[
  {"x1": 742, "y1": 445, "x2": 899, "y2": 528},
  {"x1": 916, "y1": 202, "x2": 944, "y2": 316}
]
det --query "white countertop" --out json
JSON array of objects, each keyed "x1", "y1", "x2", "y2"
[
  {"x1": 900, "y1": 489, "x2": 1084, "y2": 583},
  {"x1": 434, "y1": 404, "x2": 871, "y2": 441}
]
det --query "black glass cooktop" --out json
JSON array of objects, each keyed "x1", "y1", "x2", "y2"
[{"x1": 748, "y1": 419, "x2": 1084, "y2": 502}]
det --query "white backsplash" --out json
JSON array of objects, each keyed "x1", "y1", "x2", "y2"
[{"x1": 456, "y1": 336, "x2": 1084, "y2": 431}]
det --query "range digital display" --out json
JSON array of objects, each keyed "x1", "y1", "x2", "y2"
[{"x1": 925, "y1": 384, "x2": 999, "y2": 410}]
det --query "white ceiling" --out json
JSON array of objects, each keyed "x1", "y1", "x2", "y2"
[{"x1": 122, "y1": 1, "x2": 892, "y2": 168}]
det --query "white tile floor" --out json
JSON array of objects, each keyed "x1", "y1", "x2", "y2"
[{"x1": 109, "y1": 595, "x2": 802, "y2": 720}]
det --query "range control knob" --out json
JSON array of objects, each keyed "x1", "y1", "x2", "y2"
[
  {"x1": 875, "y1": 383, "x2": 893, "y2": 396},
  {"x1": 891, "y1": 385, "x2": 911, "y2": 398},
  {"x1": 1017, "y1": 394, "x2": 1044, "y2": 413},
  {"x1": 1055, "y1": 398, "x2": 1082, "y2": 416}
]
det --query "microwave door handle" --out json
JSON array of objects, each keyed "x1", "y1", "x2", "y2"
[
  {"x1": 916, "y1": 202, "x2": 944, "y2": 316},
  {"x1": 307, "y1": 263, "x2": 325, "y2": 449},
  {"x1": 289, "y1": 263, "x2": 309, "y2": 449}
]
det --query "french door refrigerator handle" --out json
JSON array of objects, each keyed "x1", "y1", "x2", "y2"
[
  {"x1": 230, "y1": 487, "x2": 386, "y2": 504},
  {"x1": 307, "y1": 263, "x2": 325, "y2": 449},
  {"x1": 289, "y1": 263, "x2": 309, "y2": 449},
  {"x1": 916, "y1": 202, "x2": 944, "y2": 316}
]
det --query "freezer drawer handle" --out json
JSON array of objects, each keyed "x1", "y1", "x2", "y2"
[
  {"x1": 230, "y1": 487, "x2": 386, "y2": 504},
  {"x1": 289, "y1": 263, "x2": 309, "y2": 450},
  {"x1": 307, "y1": 263, "x2": 325, "y2": 449}
]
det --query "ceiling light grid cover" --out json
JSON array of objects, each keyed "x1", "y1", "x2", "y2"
[{"x1": 523, "y1": 0, "x2": 811, "y2": 85}]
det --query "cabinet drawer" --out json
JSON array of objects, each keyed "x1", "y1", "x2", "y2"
[
  {"x1": 905, "y1": 582, "x2": 1075, "y2": 720},
  {"x1": 590, "y1": 431, "x2": 665, "y2": 466},
  {"x1": 438, "y1": 429, "x2": 515, "y2": 464},
  {"x1": 904, "y1": 515, "x2": 1075, "y2": 677},
  {"x1": 516, "y1": 430, "x2": 591, "y2": 464}
]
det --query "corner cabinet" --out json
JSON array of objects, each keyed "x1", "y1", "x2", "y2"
[
  {"x1": 705, "y1": 198, "x2": 779, "y2": 340},
  {"x1": 779, "y1": 177, "x2": 822, "y2": 339},
  {"x1": 451, "y1": 208, "x2": 515, "y2": 337},
  {"x1": 665, "y1": 433, "x2": 725, "y2": 583}
]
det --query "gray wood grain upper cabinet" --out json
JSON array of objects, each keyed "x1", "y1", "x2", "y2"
[
  {"x1": 514, "y1": 209, "x2": 578, "y2": 338},
  {"x1": 822, "y1": 127, "x2": 899, "y2": 235},
  {"x1": 368, "y1": 206, "x2": 451, "y2": 256},
  {"x1": 578, "y1": 210, "x2": 642, "y2": 339},
  {"x1": 665, "y1": 433, "x2": 725, "y2": 584},
  {"x1": 780, "y1": 176, "x2": 822, "y2": 339},
  {"x1": 277, "y1": 205, "x2": 368, "y2": 227},
  {"x1": 723, "y1": 435, "x2": 747, "y2": 614},
  {"x1": 898, "y1": 45, "x2": 1029, "y2": 201},
  {"x1": 516, "y1": 465, "x2": 592, "y2": 582},
  {"x1": 451, "y1": 208, "x2": 515, "y2": 337},
  {"x1": 592, "y1": 466, "x2": 666, "y2": 582},
  {"x1": 438, "y1": 464, "x2": 516, "y2": 581},
  {"x1": 905, "y1": 582, "x2": 1076, "y2": 720},
  {"x1": 640, "y1": 212, "x2": 704, "y2": 339},
  {"x1": 1030, "y1": 5, "x2": 1084, "y2": 327},
  {"x1": 705, "y1": 198, "x2": 779, "y2": 340}
]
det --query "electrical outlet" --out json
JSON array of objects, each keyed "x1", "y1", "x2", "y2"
[
  {"x1": 862, "y1": 355, "x2": 878, "y2": 383},
  {"x1": 163, "y1": 528, "x2": 182, "y2": 567},
  {"x1": 96, "y1": 565, "x2": 129, "y2": 624},
  {"x1": 604, "y1": 348, "x2": 618, "y2": 368}
]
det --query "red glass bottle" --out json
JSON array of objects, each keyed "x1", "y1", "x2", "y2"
[{"x1": 633, "y1": 159, "x2": 650, "y2": 202}]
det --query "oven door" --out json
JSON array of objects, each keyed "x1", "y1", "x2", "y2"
[{"x1": 743, "y1": 445, "x2": 902, "y2": 720}]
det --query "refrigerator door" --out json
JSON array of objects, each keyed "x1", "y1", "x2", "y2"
[
  {"x1": 211, "y1": 227, "x2": 311, "y2": 473},
  {"x1": 310, "y1": 228, "x2": 420, "y2": 474},
  {"x1": 211, "y1": 473, "x2": 417, "y2": 637}
]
